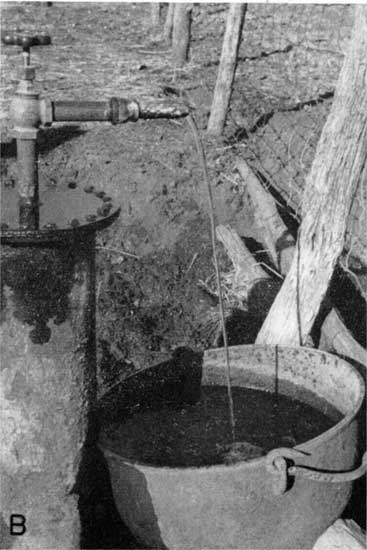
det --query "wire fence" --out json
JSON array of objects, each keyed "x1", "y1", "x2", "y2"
[
  {"x1": 213, "y1": 3, "x2": 365, "y2": 287},
  {"x1": 1, "y1": 3, "x2": 365, "y2": 287}
]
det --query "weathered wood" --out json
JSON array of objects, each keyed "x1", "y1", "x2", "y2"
[
  {"x1": 216, "y1": 224, "x2": 270, "y2": 302},
  {"x1": 236, "y1": 158, "x2": 295, "y2": 273},
  {"x1": 172, "y1": 3, "x2": 193, "y2": 68},
  {"x1": 320, "y1": 309, "x2": 367, "y2": 366},
  {"x1": 256, "y1": 6, "x2": 367, "y2": 346},
  {"x1": 163, "y1": 3, "x2": 175, "y2": 44},
  {"x1": 150, "y1": 3, "x2": 161, "y2": 27},
  {"x1": 207, "y1": 4, "x2": 247, "y2": 135},
  {"x1": 236, "y1": 159, "x2": 365, "y2": 363},
  {"x1": 313, "y1": 519, "x2": 366, "y2": 550}
]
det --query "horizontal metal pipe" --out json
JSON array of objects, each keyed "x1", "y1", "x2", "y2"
[
  {"x1": 51, "y1": 98, "x2": 189, "y2": 124},
  {"x1": 51, "y1": 98, "x2": 139, "y2": 124},
  {"x1": 52, "y1": 100, "x2": 112, "y2": 122}
]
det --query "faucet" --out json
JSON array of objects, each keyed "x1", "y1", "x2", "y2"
[
  {"x1": 0, "y1": 30, "x2": 189, "y2": 548},
  {"x1": 1, "y1": 30, "x2": 189, "y2": 232}
]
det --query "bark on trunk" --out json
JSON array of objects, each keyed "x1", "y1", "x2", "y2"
[
  {"x1": 256, "y1": 6, "x2": 367, "y2": 346},
  {"x1": 163, "y1": 3, "x2": 175, "y2": 44},
  {"x1": 207, "y1": 3, "x2": 247, "y2": 135},
  {"x1": 172, "y1": 3, "x2": 193, "y2": 68},
  {"x1": 235, "y1": 159, "x2": 365, "y2": 364}
]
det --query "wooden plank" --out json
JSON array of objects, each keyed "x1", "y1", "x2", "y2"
[{"x1": 313, "y1": 519, "x2": 366, "y2": 550}]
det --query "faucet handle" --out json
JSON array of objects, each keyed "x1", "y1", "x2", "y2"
[{"x1": 1, "y1": 30, "x2": 51, "y2": 51}]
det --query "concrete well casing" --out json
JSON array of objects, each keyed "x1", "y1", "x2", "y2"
[{"x1": 0, "y1": 234, "x2": 96, "y2": 549}]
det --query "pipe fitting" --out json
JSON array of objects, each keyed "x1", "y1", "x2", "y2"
[
  {"x1": 109, "y1": 97, "x2": 139, "y2": 124},
  {"x1": 39, "y1": 98, "x2": 53, "y2": 126},
  {"x1": 10, "y1": 82, "x2": 40, "y2": 136}
]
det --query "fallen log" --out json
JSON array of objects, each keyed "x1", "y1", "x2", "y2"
[
  {"x1": 255, "y1": 6, "x2": 366, "y2": 347},
  {"x1": 235, "y1": 158, "x2": 294, "y2": 274},
  {"x1": 215, "y1": 223, "x2": 270, "y2": 303},
  {"x1": 201, "y1": 224, "x2": 276, "y2": 347},
  {"x1": 313, "y1": 519, "x2": 366, "y2": 550},
  {"x1": 235, "y1": 160, "x2": 365, "y2": 364}
]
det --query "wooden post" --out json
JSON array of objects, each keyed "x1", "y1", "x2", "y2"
[
  {"x1": 207, "y1": 3, "x2": 247, "y2": 135},
  {"x1": 150, "y1": 3, "x2": 161, "y2": 28},
  {"x1": 172, "y1": 3, "x2": 193, "y2": 68},
  {"x1": 163, "y1": 3, "x2": 175, "y2": 44},
  {"x1": 234, "y1": 159, "x2": 365, "y2": 364},
  {"x1": 256, "y1": 6, "x2": 367, "y2": 346}
]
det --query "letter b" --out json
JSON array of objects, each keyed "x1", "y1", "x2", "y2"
[{"x1": 10, "y1": 514, "x2": 26, "y2": 536}]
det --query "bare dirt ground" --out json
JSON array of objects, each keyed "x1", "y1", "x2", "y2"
[
  {"x1": 1, "y1": 2, "x2": 357, "y2": 393},
  {"x1": 1, "y1": 4, "x2": 365, "y2": 546}
]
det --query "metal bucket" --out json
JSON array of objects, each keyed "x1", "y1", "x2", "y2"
[{"x1": 99, "y1": 345, "x2": 366, "y2": 549}]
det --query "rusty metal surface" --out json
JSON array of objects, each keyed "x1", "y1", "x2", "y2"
[
  {"x1": 100, "y1": 345, "x2": 365, "y2": 550},
  {"x1": 1, "y1": 30, "x2": 51, "y2": 49},
  {"x1": 138, "y1": 98, "x2": 189, "y2": 119},
  {"x1": 52, "y1": 98, "x2": 140, "y2": 124},
  {"x1": 52, "y1": 98, "x2": 189, "y2": 123},
  {"x1": 53, "y1": 100, "x2": 116, "y2": 123},
  {"x1": 16, "y1": 139, "x2": 39, "y2": 229},
  {"x1": 1, "y1": 176, "x2": 120, "y2": 244}
]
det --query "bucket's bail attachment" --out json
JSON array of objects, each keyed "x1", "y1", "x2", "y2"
[{"x1": 266, "y1": 448, "x2": 367, "y2": 496}]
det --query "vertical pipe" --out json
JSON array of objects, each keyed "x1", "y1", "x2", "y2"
[
  {"x1": 0, "y1": 233, "x2": 96, "y2": 549},
  {"x1": 16, "y1": 138, "x2": 39, "y2": 230}
]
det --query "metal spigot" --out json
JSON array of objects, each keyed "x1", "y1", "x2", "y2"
[
  {"x1": 2, "y1": 31, "x2": 52, "y2": 229},
  {"x1": 0, "y1": 30, "x2": 191, "y2": 548},
  {"x1": 1, "y1": 30, "x2": 189, "y2": 235}
]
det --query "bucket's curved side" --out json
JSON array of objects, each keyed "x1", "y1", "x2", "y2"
[
  {"x1": 104, "y1": 417, "x2": 358, "y2": 550},
  {"x1": 101, "y1": 345, "x2": 365, "y2": 550}
]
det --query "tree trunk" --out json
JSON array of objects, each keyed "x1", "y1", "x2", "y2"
[
  {"x1": 235, "y1": 159, "x2": 365, "y2": 364},
  {"x1": 163, "y1": 3, "x2": 175, "y2": 44},
  {"x1": 207, "y1": 3, "x2": 247, "y2": 135},
  {"x1": 256, "y1": 5, "x2": 367, "y2": 346},
  {"x1": 150, "y1": 3, "x2": 161, "y2": 28},
  {"x1": 172, "y1": 3, "x2": 193, "y2": 68}
]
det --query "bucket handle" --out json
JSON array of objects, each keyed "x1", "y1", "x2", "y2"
[{"x1": 266, "y1": 448, "x2": 367, "y2": 496}]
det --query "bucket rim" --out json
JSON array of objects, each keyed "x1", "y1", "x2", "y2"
[{"x1": 100, "y1": 344, "x2": 365, "y2": 473}]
